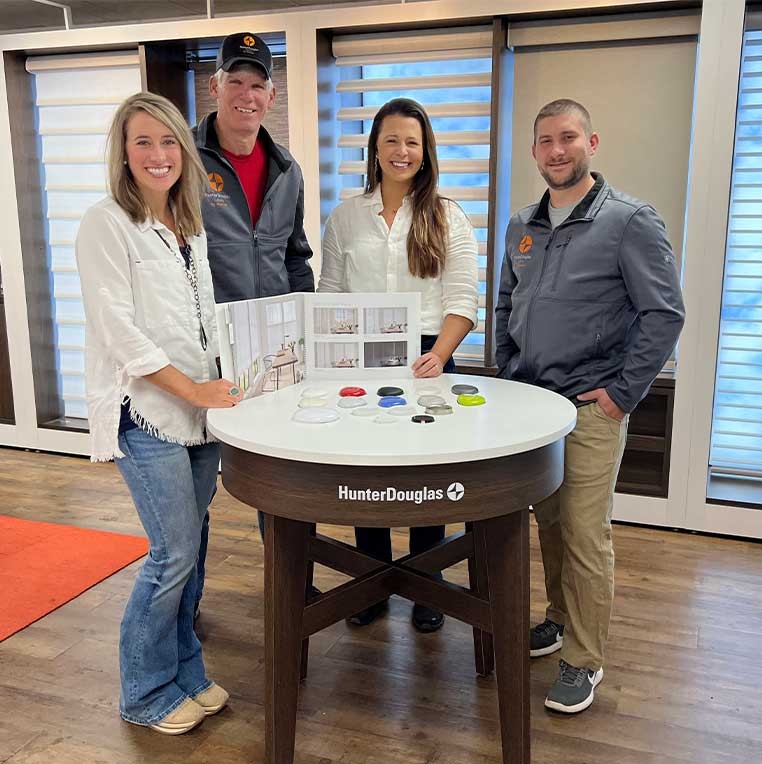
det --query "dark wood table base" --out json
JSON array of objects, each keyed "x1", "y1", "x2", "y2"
[{"x1": 263, "y1": 512, "x2": 530, "y2": 764}]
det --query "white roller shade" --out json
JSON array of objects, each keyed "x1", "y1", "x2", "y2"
[
  {"x1": 331, "y1": 26, "x2": 493, "y2": 364},
  {"x1": 27, "y1": 51, "x2": 141, "y2": 420},
  {"x1": 709, "y1": 29, "x2": 762, "y2": 478}
]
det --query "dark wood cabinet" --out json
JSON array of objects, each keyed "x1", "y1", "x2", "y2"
[{"x1": 616, "y1": 376, "x2": 675, "y2": 497}]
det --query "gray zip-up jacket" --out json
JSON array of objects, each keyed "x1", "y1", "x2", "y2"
[
  {"x1": 495, "y1": 174, "x2": 685, "y2": 413},
  {"x1": 194, "y1": 114, "x2": 314, "y2": 302}
]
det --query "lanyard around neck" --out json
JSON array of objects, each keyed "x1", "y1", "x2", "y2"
[{"x1": 153, "y1": 229, "x2": 208, "y2": 351}]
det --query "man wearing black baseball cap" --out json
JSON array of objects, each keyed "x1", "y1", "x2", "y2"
[{"x1": 193, "y1": 32, "x2": 315, "y2": 616}]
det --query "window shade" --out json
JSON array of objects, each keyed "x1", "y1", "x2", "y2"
[
  {"x1": 26, "y1": 51, "x2": 142, "y2": 420},
  {"x1": 332, "y1": 26, "x2": 493, "y2": 363},
  {"x1": 709, "y1": 30, "x2": 762, "y2": 478}
]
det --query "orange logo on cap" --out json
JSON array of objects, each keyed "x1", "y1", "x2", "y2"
[
  {"x1": 208, "y1": 173, "x2": 224, "y2": 192},
  {"x1": 243, "y1": 36, "x2": 256, "y2": 46},
  {"x1": 518, "y1": 234, "x2": 533, "y2": 254}
]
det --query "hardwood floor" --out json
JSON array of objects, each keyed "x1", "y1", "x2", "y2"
[{"x1": 1, "y1": 446, "x2": 761, "y2": 764}]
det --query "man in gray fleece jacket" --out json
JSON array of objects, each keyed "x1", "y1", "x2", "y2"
[{"x1": 496, "y1": 99, "x2": 684, "y2": 714}]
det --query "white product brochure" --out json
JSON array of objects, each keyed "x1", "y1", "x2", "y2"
[{"x1": 216, "y1": 292, "x2": 421, "y2": 399}]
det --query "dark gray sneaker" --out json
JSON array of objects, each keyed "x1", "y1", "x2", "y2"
[
  {"x1": 529, "y1": 619, "x2": 564, "y2": 657},
  {"x1": 544, "y1": 659, "x2": 604, "y2": 714}
]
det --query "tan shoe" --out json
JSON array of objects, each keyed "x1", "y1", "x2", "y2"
[
  {"x1": 148, "y1": 697, "x2": 205, "y2": 735},
  {"x1": 193, "y1": 682, "x2": 229, "y2": 716}
]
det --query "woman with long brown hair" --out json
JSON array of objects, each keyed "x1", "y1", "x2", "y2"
[{"x1": 319, "y1": 97, "x2": 478, "y2": 631}]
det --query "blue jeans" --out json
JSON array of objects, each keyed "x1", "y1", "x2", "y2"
[
  {"x1": 115, "y1": 427, "x2": 219, "y2": 725},
  {"x1": 195, "y1": 486, "x2": 264, "y2": 614}
]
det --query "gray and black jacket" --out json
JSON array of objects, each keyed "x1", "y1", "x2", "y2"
[
  {"x1": 194, "y1": 113, "x2": 314, "y2": 302},
  {"x1": 495, "y1": 173, "x2": 685, "y2": 413}
]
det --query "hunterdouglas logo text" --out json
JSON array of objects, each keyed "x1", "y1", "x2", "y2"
[{"x1": 337, "y1": 483, "x2": 465, "y2": 504}]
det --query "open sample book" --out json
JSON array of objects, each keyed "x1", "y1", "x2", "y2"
[{"x1": 216, "y1": 293, "x2": 421, "y2": 399}]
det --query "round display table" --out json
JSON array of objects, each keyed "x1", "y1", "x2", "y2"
[{"x1": 208, "y1": 374, "x2": 576, "y2": 764}]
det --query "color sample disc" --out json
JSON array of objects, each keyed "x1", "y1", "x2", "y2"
[
  {"x1": 351, "y1": 407, "x2": 378, "y2": 418},
  {"x1": 425, "y1": 404, "x2": 453, "y2": 415},
  {"x1": 387, "y1": 406, "x2": 416, "y2": 417},
  {"x1": 339, "y1": 386, "x2": 366, "y2": 397},
  {"x1": 298, "y1": 397, "x2": 328, "y2": 408},
  {"x1": 415, "y1": 385, "x2": 441, "y2": 396},
  {"x1": 300, "y1": 387, "x2": 329, "y2": 399},
  {"x1": 377, "y1": 386, "x2": 404, "y2": 397},
  {"x1": 417, "y1": 394, "x2": 447, "y2": 407},
  {"x1": 337, "y1": 396, "x2": 367, "y2": 409},
  {"x1": 451, "y1": 384, "x2": 479, "y2": 395},
  {"x1": 411, "y1": 414, "x2": 435, "y2": 424},
  {"x1": 373, "y1": 414, "x2": 398, "y2": 424},
  {"x1": 292, "y1": 407, "x2": 340, "y2": 423},
  {"x1": 378, "y1": 396, "x2": 407, "y2": 408},
  {"x1": 457, "y1": 393, "x2": 486, "y2": 406}
]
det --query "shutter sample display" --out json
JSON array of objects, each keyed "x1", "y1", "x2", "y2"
[
  {"x1": 27, "y1": 52, "x2": 142, "y2": 420},
  {"x1": 709, "y1": 30, "x2": 762, "y2": 478},
  {"x1": 332, "y1": 27, "x2": 493, "y2": 363}
]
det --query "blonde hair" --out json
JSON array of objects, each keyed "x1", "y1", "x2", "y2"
[{"x1": 106, "y1": 92, "x2": 206, "y2": 237}]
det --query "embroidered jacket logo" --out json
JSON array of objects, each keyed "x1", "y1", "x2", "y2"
[{"x1": 208, "y1": 172, "x2": 224, "y2": 192}]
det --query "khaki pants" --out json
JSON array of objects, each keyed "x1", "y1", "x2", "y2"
[{"x1": 533, "y1": 401, "x2": 629, "y2": 671}]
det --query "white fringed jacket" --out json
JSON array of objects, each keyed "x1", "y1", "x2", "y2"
[{"x1": 75, "y1": 197, "x2": 218, "y2": 462}]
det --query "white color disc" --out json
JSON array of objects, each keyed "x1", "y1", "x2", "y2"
[
  {"x1": 292, "y1": 407, "x2": 340, "y2": 424},
  {"x1": 387, "y1": 406, "x2": 416, "y2": 417},
  {"x1": 351, "y1": 407, "x2": 378, "y2": 418},
  {"x1": 337, "y1": 397, "x2": 367, "y2": 409},
  {"x1": 373, "y1": 413, "x2": 398, "y2": 424},
  {"x1": 300, "y1": 387, "x2": 329, "y2": 399},
  {"x1": 299, "y1": 397, "x2": 328, "y2": 408}
]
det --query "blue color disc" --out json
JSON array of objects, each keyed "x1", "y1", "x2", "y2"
[{"x1": 378, "y1": 396, "x2": 407, "y2": 408}]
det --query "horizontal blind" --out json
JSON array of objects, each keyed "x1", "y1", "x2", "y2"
[
  {"x1": 709, "y1": 30, "x2": 762, "y2": 477},
  {"x1": 332, "y1": 27, "x2": 493, "y2": 364},
  {"x1": 27, "y1": 51, "x2": 142, "y2": 420}
]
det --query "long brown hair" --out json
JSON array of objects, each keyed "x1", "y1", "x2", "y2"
[
  {"x1": 365, "y1": 98, "x2": 447, "y2": 279},
  {"x1": 106, "y1": 92, "x2": 206, "y2": 236}
]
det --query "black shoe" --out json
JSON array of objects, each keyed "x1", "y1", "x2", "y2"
[
  {"x1": 346, "y1": 599, "x2": 388, "y2": 626},
  {"x1": 530, "y1": 618, "x2": 564, "y2": 657},
  {"x1": 412, "y1": 603, "x2": 444, "y2": 633}
]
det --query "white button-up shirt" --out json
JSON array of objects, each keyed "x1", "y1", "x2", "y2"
[
  {"x1": 76, "y1": 197, "x2": 218, "y2": 462},
  {"x1": 318, "y1": 187, "x2": 479, "y2": 334}
]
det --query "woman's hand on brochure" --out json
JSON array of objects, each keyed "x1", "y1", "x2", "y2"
[{"x1": 191, "y1": 379, "x2": 245, "y2": 408}]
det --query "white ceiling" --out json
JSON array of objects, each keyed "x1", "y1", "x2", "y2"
[{"x1": 0, "y1": 0, "x2": 388, "y2": 34}]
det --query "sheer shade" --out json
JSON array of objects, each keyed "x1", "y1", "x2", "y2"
[
  {"x1": 709, "y1": 29, "x2": 762, "y2": 478},
  {"x1": 332, "y1": 26, "x2": 493, "y2": 364},
  {"x1": 27, "y1": 51, "x2": 142, "y2": 419}
]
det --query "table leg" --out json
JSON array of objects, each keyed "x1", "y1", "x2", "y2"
[
  {"x1": 264, "y1": 512, "x2": 310, "y2": 764},
  {"x1": 301, "y1": 525, "x2": 317, "y2": 681},
  {"x1": 467, "y1": 521, "x2": 495, "y2": 677},
  {"x1": 482, "y1": 510, "x2": 530, "y2": 764}
]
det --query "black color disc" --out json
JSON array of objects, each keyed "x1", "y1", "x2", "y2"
[{"x1": 377, "y1": 386, "x2": 404, "y2": 397}]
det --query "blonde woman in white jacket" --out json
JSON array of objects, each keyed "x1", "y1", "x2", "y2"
[{"x1": 76, "y1": 93, "x2": 242, "y2": 735}]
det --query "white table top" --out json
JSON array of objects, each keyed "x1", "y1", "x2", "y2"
[{"x1": 207, "y1": 374, "x2": 577, "y2": 467}]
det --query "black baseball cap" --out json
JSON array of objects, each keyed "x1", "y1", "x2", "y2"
[{"x1": 216, "y1": 32, "x2": 273, "y2": 78}]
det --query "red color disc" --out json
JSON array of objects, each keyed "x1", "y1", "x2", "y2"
[{"x1": 339, "y1": 386, "x2": 367, "y2": 397}]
